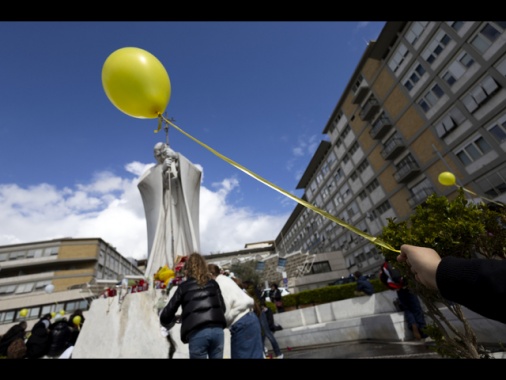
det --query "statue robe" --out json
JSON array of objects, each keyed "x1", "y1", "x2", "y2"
[{"x1": 138, "y1": 152, "x2": 201, "y2": 278}]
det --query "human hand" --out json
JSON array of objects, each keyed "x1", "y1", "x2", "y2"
[
  {"x1": 398, "y1": 244, "x2": 442, "y2": 290},
  {"x1": 160, "y1": 326, "x2": 169, "y2": 337}
]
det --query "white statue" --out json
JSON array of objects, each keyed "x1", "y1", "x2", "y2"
[{"x1": 138, "y1": 142, "x2": 202, "y2": 278}]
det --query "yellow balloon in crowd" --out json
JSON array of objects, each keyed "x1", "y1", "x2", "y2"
[
  {"x1": 102, "y1": 47, "x2": 171, "y2": 119},
  {"x1": 59, "y1": 309, "x2": 65, "y2": 316},
  {"x1": 73, "y1": 316, "x2": 82, "y2": 326},
  {"x1": 19, "y1": 309, "x2": 28, "y2": 317},
  {"x1": 51, "y1": 312, "x2": 56, "y2": 318},
  {"x1": 438, "y1": 171, "x2": 456, "y2": 186},
  {"x1": 158, "y1": 266, "x2": 175, "y2": 282}
]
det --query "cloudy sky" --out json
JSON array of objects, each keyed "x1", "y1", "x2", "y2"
[{"x1": 0, "y1": 21, "x2": 385, "y2": 260}]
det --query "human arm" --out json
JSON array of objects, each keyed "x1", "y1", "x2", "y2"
[
  {"x1": 399, "y1": 244, "x2": 506, "y2": 324},
  {"x1": 159, "y1": 286, "x2": 183, "y2": 329}
]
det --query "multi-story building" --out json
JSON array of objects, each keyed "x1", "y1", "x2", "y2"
[
  {"x1": 275, "y1": 21, "x2": 506, "y2": 277},
  {"x1": 0, "y1": 237, "x2": 144, "y2": 335}
]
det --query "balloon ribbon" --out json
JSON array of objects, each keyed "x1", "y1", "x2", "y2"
[{"x1": 161, "y1": 116, "x2": 400, "y2": 254}]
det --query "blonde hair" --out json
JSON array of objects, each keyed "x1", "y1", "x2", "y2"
[{"x1": 185, "y1": 253, "x2": 211, "y2": 287}]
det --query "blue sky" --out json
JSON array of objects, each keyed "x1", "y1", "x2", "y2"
[{"x1": 0, "y1": 21, "x2": 385, "y2": 260}]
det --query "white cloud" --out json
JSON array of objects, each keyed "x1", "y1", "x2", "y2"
[{"x1": 0, "y1": 161, "x2": 288, "y2": 261}]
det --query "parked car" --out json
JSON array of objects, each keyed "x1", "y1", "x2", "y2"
[
  {"x1": 328, "y1": 273, "x2": 376, "y2": 286},
  {"x1": 328, "y1": 276, "x2": 355, "y2": 286},
  {"x1": 261, "y1": 287, "x2": 290, "y2": 302}
]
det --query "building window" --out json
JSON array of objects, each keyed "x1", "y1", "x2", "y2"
[
  {"x1": 366, "y1": 179, "x2": 380, "y2": 193},
  {"x1": 476, "y1": 166, "x2": 506, "y2": 197},
  {"x1": 388, "y1": 43, "x2": 409, "y2": 73},
  {"x1": 334, "y1": 168, "x2": 343, "y2": 183},
  {"x1": 488, "y1": 116, "x2": 506, "y2": 143},
  {"x1": 422, "y1": 30, "x2": 452, "y2": 65},
  {"x1": 341, "y1": 124, "x2": 351, "y2": 139},
  {"x1": 447, "y1": 21, "x2": 464, "y2": 31},
  {"x1": 358, "y1": 190, "x2": 367, "y2": 200},
  {"x1": 405, "y1": 21, "x2": 428, "y2": 45},
  {"x1": 349, "y1": 142, "x2": 359, "y2": 156},
  {"x1": 351, "y1": 74, "x2": 364, "y2": 94},
  {"x1": 462, "y1": 75, "x2": 500, "y2": 113},
  {"x1": 310, "y1": 261, "x2": 331, "y2": 275},
  {"x1": 471, "y1": 22, "x2": 506, "y2": 53},
  {"x1": 356, "y1": 160, "x2": 369, "y2": 174},
  {"x1": 456, "y1": 136, "x2": 492, "y2": 166},
  {"x1": 418, "y1": 83, "x2": 445, "y2": 112},
  {"x1": 403, "y1": 62, "x2": 426, "y2": 91},
  {"x1": 376, "y1": 200, "x2": 392, "y2": 215},
  {"x1": 435, "y1": 107, "x2": 466, "y2": 138},
  {"x1": 441, "y1": 51, "x2": 475, "y2": 87}
]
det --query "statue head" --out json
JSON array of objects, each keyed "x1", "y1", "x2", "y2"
[{"x1": 154, "y1": 143, "x2": 177, "y2": 164}]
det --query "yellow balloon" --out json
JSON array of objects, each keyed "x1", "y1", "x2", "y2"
[
  {"x1": 72, "y1": 316, "x2": 82, "y2": 326},
  {"x1": 59, "y1": 309, "x2": 65, "y2": 316},
  {"x1": 102, "y1": 47, "x2": 171, "y2": 119},
  {"x1": 438, "y1": 171, "x2": 456, "y2": 186},
  {"x1": 51, "y1": 312, "x2": 56, "y2": 318},
  {"x1": 19, "y1": 308, "x2": 28, "y2": 317}
]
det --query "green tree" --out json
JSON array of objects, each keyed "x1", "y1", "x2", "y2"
[
  {"x1": 229, "y1": 260, "x2": 261, "y2": 286},
  {"x1": 378, "y1": 188, "x2": 505, "y2": 359}
]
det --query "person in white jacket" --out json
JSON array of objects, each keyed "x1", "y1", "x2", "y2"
[{"x1": 208, "y1": 264, "x2": 264, "y2": 359}]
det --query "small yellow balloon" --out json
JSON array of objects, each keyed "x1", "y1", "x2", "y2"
[
  {"x1": 72, "y1": 315, "x2": 82, "y2": 326},
  {"x1": 102, "y1": 47, "x2": 171, "y2": 119},
  {"x1": 438, "y1": 171, "x2": 456, "y2": 186},
  {"x1": 59, "y1": 309, "x2": 65, "y2": 316},
  {"x1": 51, "y1": 312, "x2": 56, "y2": 318},
  {"x1": 19, "y1": 308, "x2": 28, "y2": 317}
]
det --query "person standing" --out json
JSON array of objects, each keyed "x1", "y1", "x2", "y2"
[
  {"x1": 0, "y1": 321, "x2": 27, "y2": 358},
  {"x1": 47, "y1": 315, "x2": 73, "y2": 358},
  {"x1": 353, "y1": 271, "x2": 375, "y2": 296},
  {"x1": 26, "y1": 320, "x2": 50, "y2": 359},
  {"x1": 208, "y1": 264, "x2": 265, "y2": 359},
  {"x1": 379, "y1": 260, "x2": 428, "y2": 341},
  {"x1": 269, "y1": 283, "x2": 285, "y2": 313},
  {"x1": 259, "y1": 300, "x2": 284, "y2": 359},
  {"x1": 160, "y1": 253, "x2": 227, "y2": 359}
]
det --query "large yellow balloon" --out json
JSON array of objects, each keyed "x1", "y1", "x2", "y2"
[
  {"x1": 438, "y1": 171, "x2": 456, "y2": 186},
  {"x1": 102, "y1": 47, "x2": 171, "y2": 119},
  {"x1": 19, "y1": 309, "x2": 28, "y2": 317}
]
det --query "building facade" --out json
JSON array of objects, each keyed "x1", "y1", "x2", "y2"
[
  {"x1": 275, "y1": 21, "x2": 506, "y2": 276},
  {"x1": 0, "y1": 237, "x2": 144, "y2": 335}
]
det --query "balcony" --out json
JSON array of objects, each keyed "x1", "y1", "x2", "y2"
[
  {"x1": 393, "y1": 161, "x2": 420, "y2": 183},
  {"x1": 359, "y1": 98, "x2": 380, "y2": 122},
  {"x1": 407, "y1": 187, "x2": 435, "y2": 208},
  {"x1": 352, "y1": 84, "x2": 369, "y2": 104},
  {"x1": 380, "y1": 137, "x2": 405, "y2": 160},
  {"x1": 370, "y1": 118, "x2": 392, "y2": 139}
]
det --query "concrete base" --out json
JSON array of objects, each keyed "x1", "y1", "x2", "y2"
[
  {"x1": 268, "y1": 290, "x2": 506, "y2": 352},
  {"x1": 72, "y1": 287, "x2": 232, "y2": 359}
]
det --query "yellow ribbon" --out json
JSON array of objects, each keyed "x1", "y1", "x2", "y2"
[{"x1": 161, "y1": 115, "x2": 400, "y2": 253}]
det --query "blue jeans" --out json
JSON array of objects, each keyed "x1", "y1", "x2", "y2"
[
  {"x1": 259, "y1": 311, "x2": 282, "y2": 356},
  {"x1": 397, "y1": 288, "x2": 428, "y2": 338},
  {"x1": 229, "y1": 311, "x2": 264, "y2": 359},
  {"x1": 187, "y1": 327, "x2": 224, "y2": 359}
]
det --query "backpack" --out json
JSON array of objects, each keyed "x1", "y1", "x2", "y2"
[
  {"x1": 7, "y1": 338, "x2": 27, "y2": 359},
  {"x1": 379, "y1": 262, "x2": 405, "y2": 290}
]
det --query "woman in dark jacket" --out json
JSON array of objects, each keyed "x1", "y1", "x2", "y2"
[
  {"x1": 160, "y1": 253, "x2": 227, "y2": 359},
  {"x1": 0, "y1": 321, "x2": 27, "y2": 357},
  {"x1": 26, "y1": 321, "x2": 51, "y2": 359},
  {"x1": 47, "y1": 316, "x2": 72, "y2": 358}
]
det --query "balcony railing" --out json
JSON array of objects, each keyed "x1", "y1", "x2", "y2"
[
  {"x1": 352, "y1": 84, "x2": 369, "y2": 104},
  {"x1": 380, "y1": 137, "x2": 405, "y2": 160},
  {"x1": 407, "y1": 187, "x2": 435, "y2": 208},
  {"x1": 393, "y1": 161, "x2": 420, "y2": 183},
  {"x1": 359, "y1": 98, "x2": 380, "y2": 121}
]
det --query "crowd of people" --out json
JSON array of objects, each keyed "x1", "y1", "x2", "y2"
[
  {"x1": 0, "y1": 309, "x2": 86, "y2": 359},
  {"x1": 159, "y1": 252, "x2": 286, "y2": 359}
]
